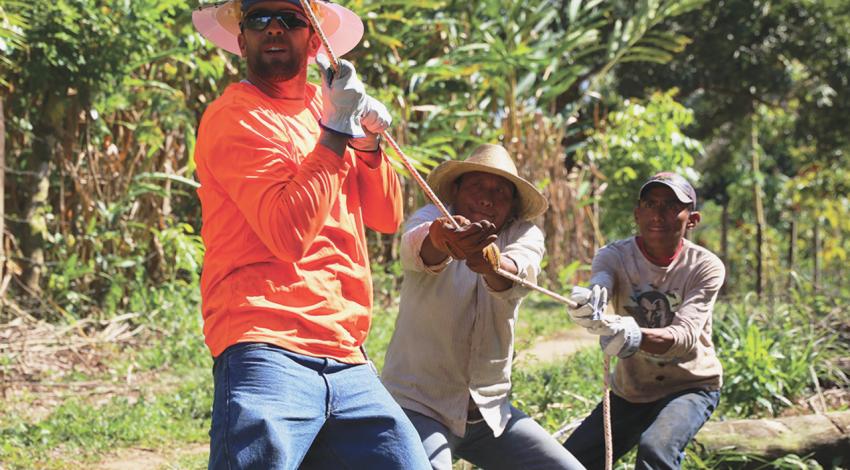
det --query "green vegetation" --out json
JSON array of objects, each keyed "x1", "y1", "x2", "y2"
[
  {"x1": 0, "y1": 368, "x2": 210, "y2": 469},
  {"x1": 714, "y1": 296, "x2": 850, "y2": 418},
  {"x1": 513, "y1": 348, "x2": 605, "y2": 432}
]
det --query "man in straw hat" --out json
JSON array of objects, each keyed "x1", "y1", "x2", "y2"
[
  {"x1": 193, "y1": 1, "x2": 430, "y2": 468},
  {"x1": 563, "y1": 172, "x2": 724, "y2": 469},
  {"x1": 381, "y1": 144, "x2": 585, "y2": 469}
]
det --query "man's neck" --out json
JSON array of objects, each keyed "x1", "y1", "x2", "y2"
[
  {"x1": 636, "y1": 237, "x2": 684, "y2": 267},
  {"x1": 246, "y1": 70, "x2": 307, "y2": 99}
]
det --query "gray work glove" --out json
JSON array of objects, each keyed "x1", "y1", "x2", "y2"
[
  {"x1": 316, "y1": 54, "x2": 366, "y2": 137},
  {"x1": 349, "y1": 95, "x2": 392, "y2": 151},
  {"x1": 597, "y1": 316, "x2": 642, "y2": 358},
  {"x1": 567, "y1": 285, "x2": 608, "y2": 328}
]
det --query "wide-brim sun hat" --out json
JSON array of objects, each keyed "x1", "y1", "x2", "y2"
[
  {"x1": 427, "y1": 144, "x2": 549, "y2": 220},
  {"x1": 192, "y1": 0, "x2": 364, "y2": 61}
]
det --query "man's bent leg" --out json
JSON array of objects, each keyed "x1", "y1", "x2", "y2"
[
  {"x1": 563, "y1": 394, "x2": 657, "y2": 469},
  {"x1": 209, "y1": 343, "x2": 328, "y2": 470},
  {"x1": 458, "y1": 405, "x2": 585, "y2": 470},
  {"x1": 300, "y1": 361, "x2": 431, "y2": 470},
  {"x1": 635, "y1": 389, "x2": 720, "y2": 470},
  {"x1": 402, "y1": 409, "x2": 456, "y2": 470}
]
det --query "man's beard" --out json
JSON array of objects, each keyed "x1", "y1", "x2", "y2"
[{"x1": 247, "y1": 46, "x2": 307, "y2": 82}]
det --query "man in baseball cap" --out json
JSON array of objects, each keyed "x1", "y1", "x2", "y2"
[
  {"x1": 193, "y1": 1, "x2": 430, "y2": 468},
  {"x1": 563, "y1": 172, "x2": 725, "y2": 468}
]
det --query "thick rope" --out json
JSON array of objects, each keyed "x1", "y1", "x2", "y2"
[
  {"x1": 491, "y1": 267, "x2": 577, "y2": 307},
  {"x1": 301, "y1": 3, "x2": 609, "y2": 467},
  {"x1": 301, "y1": 0, "x2": 456, "y2": 226}
]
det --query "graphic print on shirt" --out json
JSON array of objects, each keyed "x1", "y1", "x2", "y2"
[{"x1": 624, "y1": 287, "x2": 682, "y2": 328}]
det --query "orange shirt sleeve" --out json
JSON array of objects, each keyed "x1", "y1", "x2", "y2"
[
  {"x1": 353, "y1": 148, "x2": 403, "y2": 234},
  {"x1": 199, "y1": 105, "x2": 352, "y2": 262}
]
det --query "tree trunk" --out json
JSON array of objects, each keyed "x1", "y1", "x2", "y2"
[
  {"x1": 721, "y1": 199, "x2": 729, "y2": 262},
  {"x1": 840, "y1": 231, "x2": 846, "y2": 294},
  {"x1": 788, "y1": 212, "x2": 797, "y2": 292},
  {"x1": 813, "y1": 215, "x2": 821, "y2": 292},
  {"x1": 0, "y1": 94, "x2": 5, "y2": 283},
  {"x1": 19, "y1": 93, "x2": 73, "y2": 295},
  {"x1": 695, "y1": 411, "x2": 850, "y2": 467},
  {"x1": 750, "y1": 117, "x2": 765, "y2": 297},
  {"x1": 720, "y1": 198, "x2": 729, "y2": 294},
  {"x1": 20, "y1": 161, "x2": 49, "y2": 293}
]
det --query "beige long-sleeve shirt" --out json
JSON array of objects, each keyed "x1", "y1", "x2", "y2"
[
  {"x1": 590, "y1": 237, "x2": 725, "y2": 403},
  {"x1": 381, "y1": 204, "x2": 545, "y2": 438}
]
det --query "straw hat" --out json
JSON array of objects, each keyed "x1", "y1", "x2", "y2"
[
  {"x1": 192, "y1": 0, "x2": 364, "y2": 60},
  {"x1": 427, "y1": 144, "x2": 549, "y2": 220}
]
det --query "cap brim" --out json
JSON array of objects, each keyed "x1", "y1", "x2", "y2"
[
  {"x1": 192, "y1": 1, "x2": 364, "y2": 62},
  {"x1": 640, "y1": 181, "x2": 694, "y2": 204}
]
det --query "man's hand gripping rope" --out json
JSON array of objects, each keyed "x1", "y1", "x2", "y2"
[{"x1": 568, "y1": 286, "x2": 642, "y2": 358}]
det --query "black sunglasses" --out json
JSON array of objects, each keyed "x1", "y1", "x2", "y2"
[{"x1": 241, "y1": 11, "x2": 310, "y2": 32}]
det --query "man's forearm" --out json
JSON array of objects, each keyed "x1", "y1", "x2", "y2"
[
  {"x1": 420, "y1": 235, "x2": 450, "y2": 266},
  {"x1": 481, "y1": 256, "x2": 516, "y2": 292},
  {"x1": 318, "y1": 129, "x2": 350, "y2": 156},
  {"x1": 639, "y1": 327, "x2": 674, "y2": 354}
]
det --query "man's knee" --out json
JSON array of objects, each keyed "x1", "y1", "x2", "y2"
[
  {"x1": 635, "y1": 416, "x2": 690, "y2": 469},
  {"x1": 636, "y1": 437, "x2": 684, "y2": 470}
]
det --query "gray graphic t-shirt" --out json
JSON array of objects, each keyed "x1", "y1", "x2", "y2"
[{"x1": 590, "y1": 237, "x2": 725, "y2": 402}]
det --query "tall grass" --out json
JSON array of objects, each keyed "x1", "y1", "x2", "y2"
[
  {"x1": 713, "y1": 294, "x2": 850, "y2": 417},
  {"x1": 512, "y1": 348, "x2": 605, "y2": 432}
]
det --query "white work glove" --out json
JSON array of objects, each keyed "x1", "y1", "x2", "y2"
[
  {"x1": 349, "y1": 95, "x2": 392, "y2": 151},
  {"x1": 567, "y1": 285, "x2": 608, "y2": 328},
  {"x1": 598, "y1": 316, "x2": 642, "y2": 358},
  {"x1": 316, "y1": 54, "x2": 366, "y2": 137},
  {"x1": 569, "y1": 285, "x2": 641, "y2": 358}
]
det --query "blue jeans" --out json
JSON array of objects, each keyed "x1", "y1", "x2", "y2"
[
  {"x1": 208, "y1": 343, "x2": 431, "y2": 470},
  {"x1": 563, "y1": 389, "x2": 720, "y2": 470},
  {"x1": 405, "y1": 407, "x2": 586, "y2": 470}
]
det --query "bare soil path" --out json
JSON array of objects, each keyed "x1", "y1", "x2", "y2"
[
  {"x1": 515, "y1": 327, "x2": 597, "y2": 365},
  {"x1": 94, "y1": 443, "x2": 208, "y2": 470}
]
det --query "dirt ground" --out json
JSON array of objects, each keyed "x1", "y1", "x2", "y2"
[
  {"x1": 514, "y1": 327, "x2": 597, "y2": 365},
  {"x1": 93, "y1": 444, "x2": 208, "y2": 470}
]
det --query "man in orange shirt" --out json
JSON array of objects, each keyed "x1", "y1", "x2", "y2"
[{"x1": 192, "y1": 1, "x2": 430, "y2": 468}]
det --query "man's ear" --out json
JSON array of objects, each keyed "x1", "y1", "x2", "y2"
[
  {"x1": 511, "y1": 197, "x2": 520, "y2": 220},
  {"x1": 450, "y1": 178, "x2": 461, "y2": 201},
  {"x1": 687, "y1": 211, "x2": 701, "y2": 229},
  {"x1": 238, "y1": 32, "x2": 247, "y2": 56},
  {"x1": 308, "y1": 31, "x2": 322, "y2": 57}
]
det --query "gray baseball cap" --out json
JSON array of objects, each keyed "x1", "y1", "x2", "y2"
[{"x1": 639, "y1": 172, "x2": 697, "y2": 209}]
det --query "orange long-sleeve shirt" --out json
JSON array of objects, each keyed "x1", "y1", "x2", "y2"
[{"x1": 194, "y1": 82, "x2": 403, "y2": 363}]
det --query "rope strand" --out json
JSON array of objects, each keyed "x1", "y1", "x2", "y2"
[
  {"x1": 603, "y1": 355, "x2": 613, "y2": 470},
  {"x1": 301, "y1": 0, "x2": 458, "y2": 227}
]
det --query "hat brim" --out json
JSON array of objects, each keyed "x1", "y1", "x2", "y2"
[
  {"x1": 427, "y1": 161, "x2": 549, "y2": 220},
  {"x1": 192, "y1": 1, "x2": 363, "y2": 62}
]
